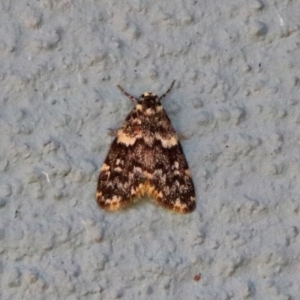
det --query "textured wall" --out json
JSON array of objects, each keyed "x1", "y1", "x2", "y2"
[{"x1": 1, "y1": 1, "x2": 300, "y2": 299}]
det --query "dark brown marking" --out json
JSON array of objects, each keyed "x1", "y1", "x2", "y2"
[{"x1": 194, "y1": 274, "x2": 201, "y2": 282}]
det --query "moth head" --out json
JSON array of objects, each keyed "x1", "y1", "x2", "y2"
[{"x1": 139, "y1": 92, "x2": 160, "y2": 107}]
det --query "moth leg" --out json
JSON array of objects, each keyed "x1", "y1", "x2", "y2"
[
  {"x1": 177, "y1": 133, "x2": 188, "y2": 141},
  {"x1": 159, "y1": 80, "x2": 176, "y2": 101},
  {"x1": 107, "y1": 128, "x2": 118, "y2": 137},
  {"x1": 117, "y1": 85, "x2": 139, "y2": 103}
]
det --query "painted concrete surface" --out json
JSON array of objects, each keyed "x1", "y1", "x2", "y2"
[{"x1": 0, "y1": 1, "x2": 299, "y2": 299}]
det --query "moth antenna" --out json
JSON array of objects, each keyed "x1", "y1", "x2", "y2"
[
  {"x1": 117, "y1": 85, "x2": 139, "y2": 103},
  {"x1": 159, "y1": 80, "x2": 176, "y2": 101}
]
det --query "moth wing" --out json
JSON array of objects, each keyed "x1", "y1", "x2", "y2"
[
  {"x1": 148, "y1": 139, "x2": 196, "y2": 213},
  {"x1": 96, "y1": 139, "x2": 144, "y2": 211}
]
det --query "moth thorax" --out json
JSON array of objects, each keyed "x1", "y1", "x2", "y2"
[{"x1": 140, "y1": 92, "x2": 159, "y2": 107}]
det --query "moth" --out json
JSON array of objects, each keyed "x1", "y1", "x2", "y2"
[{"x1": 96, "y1": 81, "x2": 196, "y2": 213}]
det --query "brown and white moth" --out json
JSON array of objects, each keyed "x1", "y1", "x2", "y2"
[{"x1": 96, "y1": 81, "x2": 196, "y2": 213}]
